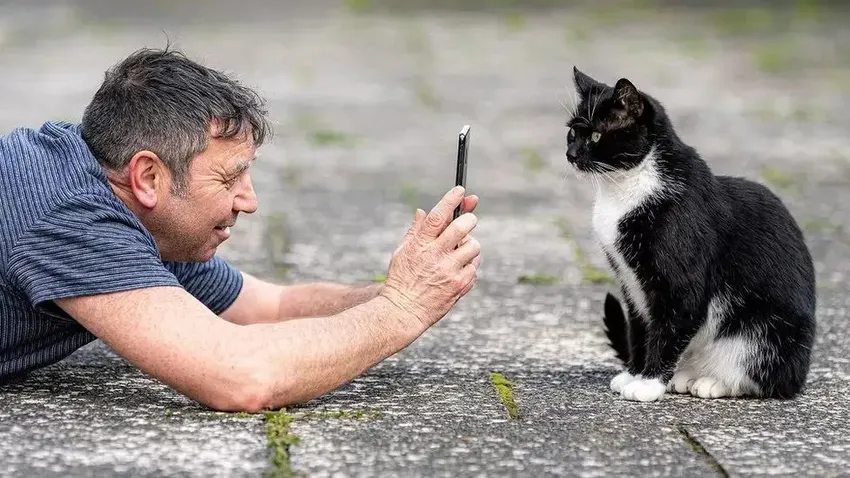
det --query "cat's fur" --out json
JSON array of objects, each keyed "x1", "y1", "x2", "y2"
[{"x1": 565, "y1": 67, "x2": 816, "y2": 401}]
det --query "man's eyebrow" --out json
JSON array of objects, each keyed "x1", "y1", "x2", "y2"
[{"x1": 227, "y1": 155, "x2": 258, "y2": 176}]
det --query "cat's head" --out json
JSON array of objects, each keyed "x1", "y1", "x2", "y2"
[{"x1": 565, "y1": 67, "x2": 659, "y2": 174}]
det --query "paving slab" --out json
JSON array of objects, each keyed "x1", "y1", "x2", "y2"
[{"x1": 1, "y1": 1, "x2": 849, "y2": 477}]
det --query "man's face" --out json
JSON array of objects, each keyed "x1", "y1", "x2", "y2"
[{"x1": 156, "y1": 134, "x2": 259, "y2": 262}]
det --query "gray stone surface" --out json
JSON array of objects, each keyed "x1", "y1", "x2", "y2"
[{"x1": 1, "y1": 1, "x2": 850, "y2": 476}]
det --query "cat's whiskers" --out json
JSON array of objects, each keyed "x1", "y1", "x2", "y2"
[{"x1": 590, "y1": 86, "x2": 609, "y2": 122}]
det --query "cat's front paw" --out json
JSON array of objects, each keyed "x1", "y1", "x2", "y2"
[
  {"x1": 610, "y1": 371, "x2": 640, "y2": 393},
  {"x1": 688, "y1": 377, "x2": 731, "y2": 399},
  {"x1": 669, "y1": 370, "x2": 696, "y2": 394},
  {"x1": 621, "y1": 378, "x2": 666, "y2": 402}
]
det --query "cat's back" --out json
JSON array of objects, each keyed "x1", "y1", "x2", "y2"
[
  {"x1": 715, "y1": 174, "x2": 815, "y2": 306},
  {"x1": 716, "y1": 174, "x2": 804, "y2": 239}
]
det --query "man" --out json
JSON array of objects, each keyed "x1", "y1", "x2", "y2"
[{"x1": 0, "y1": 47, "x2": 481, "y2": 412}]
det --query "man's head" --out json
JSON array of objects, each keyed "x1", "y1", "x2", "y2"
[{"x1": 81, "y1": 46, "x2": 272, "y2": 262}]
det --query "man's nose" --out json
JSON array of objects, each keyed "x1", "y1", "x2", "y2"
[{"x1": 234, "y1": 175, "x2": 259, "y2": 214}]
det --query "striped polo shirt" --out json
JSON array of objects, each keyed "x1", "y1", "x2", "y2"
[{"x1": 0, "y1": 121, "x2": 243, "y2": 381}]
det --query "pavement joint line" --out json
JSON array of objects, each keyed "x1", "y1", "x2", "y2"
[
  {"x1": 263, "y1": 408, "x2": 382, "y2": 477},
  {"x1": 677, "y1": 424, "x2": 729, "y2": 478}
]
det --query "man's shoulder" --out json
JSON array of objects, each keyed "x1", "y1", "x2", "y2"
[
  {"x1": 1, "y1": 121, "x2": 120, "y2": 238},
  {"x1": 1, "y1": 120, "x2": 110, "y2": 197}
]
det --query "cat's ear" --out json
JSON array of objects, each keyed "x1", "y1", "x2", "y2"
[
  {"x1": 573, "y1": 66, "x2": 600, "y2": 98},
  {"x1": 613, "y1": 78, "x2": 644, "y2": 117}
]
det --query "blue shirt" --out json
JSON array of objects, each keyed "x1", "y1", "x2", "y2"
[{"x1": 0, "y1": 121, "x2": 243, "y2": 380}]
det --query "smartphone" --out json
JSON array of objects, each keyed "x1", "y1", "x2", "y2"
[{"x1": 453, "y1": 124, "x2": 471, "y2": 220}]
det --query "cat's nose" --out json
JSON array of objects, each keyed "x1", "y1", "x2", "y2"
[{"x1": 566, "y1": 148, "x2": 579, "y2": 163}]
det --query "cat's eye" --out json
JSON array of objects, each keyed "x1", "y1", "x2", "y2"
[
  {"x1": 567, "y1": 128, "x2": 575, "y2": 140},
  {"x1": 591, "y1": 131, "x2": 601, "y2": 143}
]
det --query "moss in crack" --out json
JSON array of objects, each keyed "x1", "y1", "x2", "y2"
[
  {"x1": 518, "y1": 273, "x2": 559, "y2": 285},
  {"x1": 265, "y1": 410, "x2": 301, "y2": 477},
  {"x1": 293, "y1": 409, "x2": 382, "y2": 420},
  {"x1": 522, "y1": 146, "x2": 546, "y2": 173},
  {"x1": 489, "y1": 372, "x2": 520, "y2": 419},
  {"x1": 574, "y1": 246, "x2": 615, "y2": 285},
  {"x1": 263, "y1": 408, "x2": 381, "y2": 476},
  {"x1": 678, "y1": 424, "x2": 729, "y2": 477}
]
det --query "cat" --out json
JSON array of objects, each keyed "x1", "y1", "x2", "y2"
[{"x1": 564, "y1": 66, "x2": 816, "y2": 402}]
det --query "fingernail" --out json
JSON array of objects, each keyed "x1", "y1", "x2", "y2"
[{"x1": 452, "y1": 185, "x2": 464, "y2": 195}]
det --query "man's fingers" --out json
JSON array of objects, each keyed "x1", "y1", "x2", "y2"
[
  {"x1": 456, "y1": 260, "x2": 479, "y2": 297},
  {"x1": 462, "y1": 195, "x2": 479, "y2": 214},
  {"x1": 451, "y1": 236, "x2": 481, "y2": 266},
  {"x1": 404, "y1": 208, "x2": 426, "y2": 240},
  {"x1": 421, "y1": 186, "x2": 465, "y2": 239},
  {"x1": 437, "y1": 212, "x2": 478, "y2": 250}
]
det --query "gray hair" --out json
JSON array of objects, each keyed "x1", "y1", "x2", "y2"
[{"x1": 81, "y1": 46, "x2": 272, "y2": 195}]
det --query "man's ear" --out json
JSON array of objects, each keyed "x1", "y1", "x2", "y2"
[
  {"x1": 613, "y1": 78, "x2": 644, "y2": 117},
  {"x1": 127, "y1": 151, "x2": 167, "y2": 209},
  {"x1": 573, "y1": 66, "x2": 601, "y2": 98}
]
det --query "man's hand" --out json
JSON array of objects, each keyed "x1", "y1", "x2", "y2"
[{"x1": 380, "y1": 186, "x2": 482, "y2": 329}]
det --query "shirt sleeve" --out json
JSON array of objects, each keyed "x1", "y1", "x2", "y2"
[
  {"x1": 163, "y1": 257, "x2": 244, "y2": 315},
  {"x1": 6, "y1": 194, "x2": 182, "y2": 308}
]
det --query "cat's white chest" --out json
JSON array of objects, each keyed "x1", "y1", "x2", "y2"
[{"x1": 590, "y1": 151, "x2": 663, "y2": 320}]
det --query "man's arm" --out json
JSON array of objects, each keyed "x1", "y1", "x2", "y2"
[
  {"x1": 56, "y1": 286, "x2": 418, "y2": 411},
  {"x1": 220, "y1": 193, "x2": 479, "y2": 326},
  {"x1": 219, "y1": 272, "x2": 383, "y2": 325},
  {"x1": 55, "y1": 187, "x2": 481, "y2": 411}
]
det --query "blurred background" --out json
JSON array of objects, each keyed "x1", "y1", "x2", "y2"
[{"x1": 1, "y1": 0, "x2": 848, "y2": 289}]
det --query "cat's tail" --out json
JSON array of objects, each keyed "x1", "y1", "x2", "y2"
[{"x1": 603, "y1": 293, "x2": 629, "y2": 365}]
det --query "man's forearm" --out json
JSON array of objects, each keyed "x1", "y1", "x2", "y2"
[
  {"x1": 277, "y1": 282, "x2": 383, "y2": 319},
  {"x1": 245, "y1": 294, "x2": 420, "y2": 408}
]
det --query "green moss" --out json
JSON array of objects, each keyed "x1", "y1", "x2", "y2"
[
  {"x1": 264, "y1": 410, "x2": 301, "y2": 477},
  {"x1": 489, "y1": 372, "x2": 519, "y2": 419},
  {"x1": 400, "y1": 183, "x2": 419, "y2": 210},
  {"x1": 752, "y1": 44, "x2": 794, "y2": 74},
  {"x1": 345, "y1": 0, "x2": 371, "y2": 13},
  {"x1": 372, "y1": 273, "x2": 387, "y2": 283},
  {"x1": 263, "y1": 408, "x2": 379, "y2": 477},
  {"x1": 503, "y1": 12, "x2": 526, "y2": 32},
  {"x1": 574, "y1": 246, "x2": 615, "y2": 285},
  {"x1": 803, "y1": 218, "x2": 841, "y2": 235},
  {"x1": 292, "y1": 409, "x2": 382, "y2": 421},
  {"x1": 565, "y1": 23, "x2": 592, "y2": 44},
  {"x1": 309, "y1": 129, "x2": 354, "y2": 146},
  {"x1": 713, "y1": 7, "x2": 774, "y2": 35},
  {"x1": 522, "y1": 146, "x2": 546, "y2": 173},
  {"x1": 295, "y1": 114, "x2": 355, "y2": 147},
  {"x1": 760, "y1": 167, "x2": 796, "y2": 192},
  {"x1": 414, "y1": 78, "x2": 440, "y2": 111},
  {"x1": 552, "y1": 218, "x2": 614, "y2": 285},
  {"x1": 793, "y1": 0, "x2": 822, "y2": 23},
  {"x1": 518, "y1": 273, "x2": 559, "y2": 285}
]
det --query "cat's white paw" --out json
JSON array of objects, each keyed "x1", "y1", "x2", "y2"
[
  {"x1": 610, "y1": 371, "x2": 640, "y2": 393},
  {"x1": 688, "y1": 377, "x2": 731, "y2": 399},
  {"x1": 669, "y1": 371, "x2": 696, "y2": 394},
  {"x1": 622, "y1": 378, "x2": 666, "y2": 402}
]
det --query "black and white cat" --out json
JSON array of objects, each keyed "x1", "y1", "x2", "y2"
[{"x1": 565, "y1": 67, "x2": 816, "y2": 402}]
